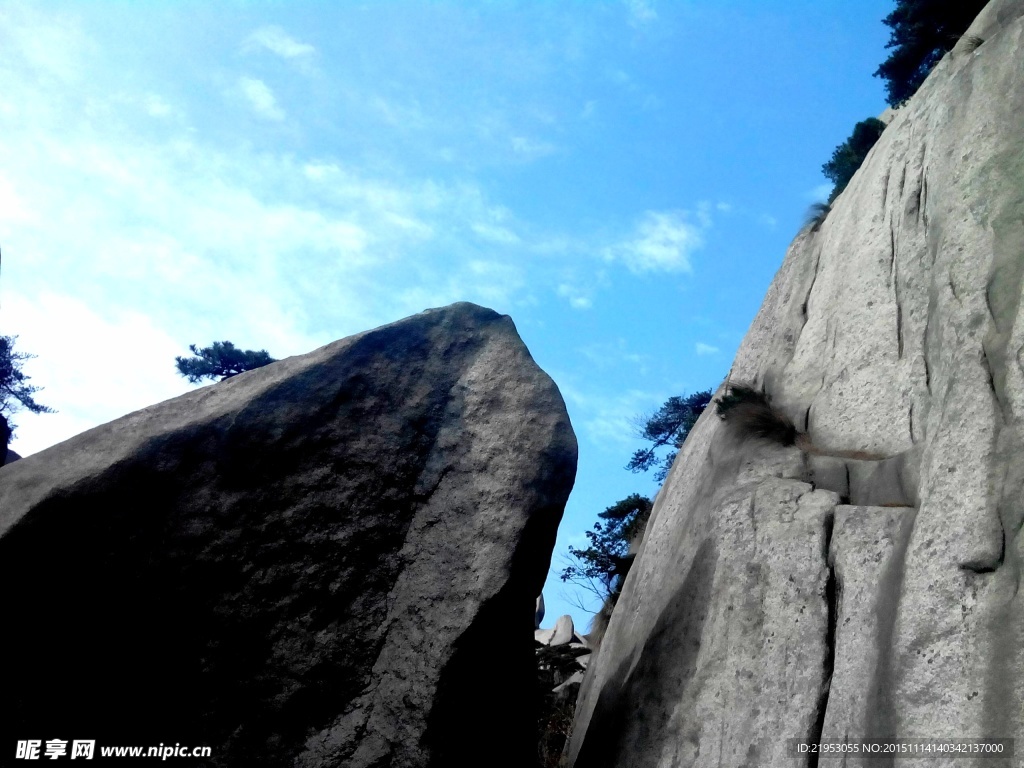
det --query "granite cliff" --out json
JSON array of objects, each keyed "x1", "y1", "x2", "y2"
[
  {"x1": 0, "y1": 302, "x2": 577, "y2": 767},
  {"x1": 568, "y1": 1, "x2": 1024, "y2": 766}
]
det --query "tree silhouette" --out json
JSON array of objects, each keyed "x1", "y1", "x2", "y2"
[
  {"x1": 875, "y1": 0, "x2": 988, "y2": 107},
  {"x1": 175, "y1": 341, "x2": 276, "y2": 384},
  {"x1": 1, "y1": 335, "x2": 55, "y2": 447},
  {"x1": 627, "y1": 390, "x2": 713, "y2": 482},
  {"x1": 560, "y1": 493, "x2": 653, "y2": 604},
  {"x1": 821, "y1": 117, "x2": 887, "y2": 203}
]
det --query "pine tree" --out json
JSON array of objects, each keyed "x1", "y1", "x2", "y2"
[
  {"x1": 560, "y1": 494, "x2": 653, "y2": 602},
  {"x1": 0, "y1": 335, "x2": 55, "y2": 446},
  {"x1": 875, "y1": 0, "x2": 988, "y2": 107},
  {"x1": 822, "y1": 117, "x2": 887, "y2": 203},
  {"x1": 175, "y1": 341, "x2": 277, "y2": 384},
  {"x1": 627, "y1": 390, "x2": 712, "y2": 482}
]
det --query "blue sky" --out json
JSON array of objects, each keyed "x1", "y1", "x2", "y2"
[{"x1": 1, "y1": 0, "x2": 894, "y2": 629}]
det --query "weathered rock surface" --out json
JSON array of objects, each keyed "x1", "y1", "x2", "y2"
[
  {"x1": 0, "y1": 302, "x2": 577, "y2": 767},
  {"x1": 568, "y1": 3, "x2": 1024, "y2": 766}
]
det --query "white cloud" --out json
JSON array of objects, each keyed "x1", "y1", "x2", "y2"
[
  {"x1": 559, "y1": 384, "x2": 660, "y2": 449},
  {"x1": 0, "y1": 174, "x2": 36, "y2": 225},
  {"x1": 695, "y1": 342, "x2": 719, "y2": 356},
  {"x1": 607, "y1": 210, "x2": 704, "y2": 273},
  {"x1": 393, "y1": 259, "x2": 527, "y2": 317},
  {"x1": 1, "y1": 4, "x2": 95, "y2": 84},
  {"x1": 625, "y1": 0, "x2": 658, "y2": 28},
  {"x1": 472, "y1": 222, "x2": 520, "y2": 245},
  {"x1": 758, "y1": 213, "x2": 778, "y2": 229},
  {"x1": 810, "y1": 183, "x2": 832, "y2": 201},
  {"x1": 579, "y1": 338, "x2": 649, "y2": 369},
  {"x1": 0, "y1": 3, "x2": 649, "y2": 456},
  {"x1": 557, "y1": 284, "x2": 593, "y2": 310},
  {"x1": 238, "y1": 76, "x2": 284, "y2": 120},
  {"x1": 716, "y1": 202, "x2": 733, "y2": 213},
  {"x1": 510, "y1": 135, "x2": 557, "y2": 161},
  {"x1": 303, "y1": 162, "x2": 340, "y2": 181},
  {"x1": 4, "y1": 293, "x2": 191, "y2": 457},
  {"x1": 243, "y1": 26, "x2": 315, "y2": 59},
  {"x1": 144, "y1": 94, "x2": 173, "y2": 118}
]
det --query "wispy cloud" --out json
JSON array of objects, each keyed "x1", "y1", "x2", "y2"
[
  {"x1": 695, "y1": 342, "x2": 719, "y2": 356},
  {"x1": 238, "y1": 76, "x2": 284, "y2": 120},
  {"x1": 606, "y1": 210, "x2": 705, "y2": 273},
  {"x1": 4, "y1": 293, "x2": 191, "y2": 456},
  {"x1": 625, "y1": 0, "x2": 658, "y2": 28},
  {"x1": 143, "y1": 94, "x2": 173, "y2": 118},
  {"x1": 558, "y1": 383, "x2": 661, "y2": 449},
  {"x1": 510, "y1": 135, "x2": 557, "y2": 161},
  {"x1": 243, "y1": 26, "x2": 316, "y2": 59},
  {"x1": 557, "y1": 284, "x2": 593, "y2": 310},
  {"x1": 810, "y1": 182, "x2": 832, "y2": 201},
  {"x1": 578, "y1": 338, "x2": 649, "y2": 369},
  {"x1": 472, "y1": 222, "x2": 520, "y2": 245}
]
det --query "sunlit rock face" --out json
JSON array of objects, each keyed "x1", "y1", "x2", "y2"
[
  {"x1": 0, "y1": 302, "x2": 577, "y2": 768},
  {"x1": 568, "y1": 3, "x2": 1024, "y2": 766}
]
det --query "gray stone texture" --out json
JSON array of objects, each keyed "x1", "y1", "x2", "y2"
[
  {"x1": 0, "y1": 302, "x2": 577, "y2": 768},
  {"x1": 568, "y1": 3, "x2": 1024, "y2": 766}
]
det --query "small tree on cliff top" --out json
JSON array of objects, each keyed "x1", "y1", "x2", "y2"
[
  {"x1": 821, "y1": 117, "x2": 887, "y2": 203},
  {"x1": 175, "y1": 341, "x2": 276, "y2": 384}
]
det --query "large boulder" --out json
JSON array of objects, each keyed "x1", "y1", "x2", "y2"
[
  {"x1": 568, "y1": 3, "x2": 1024, "y2": 766},
  {"x1": 0, "y1": 302, "x2": 577, "y2": 767}
]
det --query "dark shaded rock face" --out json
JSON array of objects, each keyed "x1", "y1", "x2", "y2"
[{"x1": 0, "y1": 303, "x2": 577, "y2": 767}]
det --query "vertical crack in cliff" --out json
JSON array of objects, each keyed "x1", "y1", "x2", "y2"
[
  {"x1": 887, "y1": 220, "x2": 897, "y2": 287},
  {"x1": 920, "y1": 172, "x2": 929, "y2": 231},
  {"x1": 889, "y1": 219, "x2": 906, "y2": 360},
  {"x1": 800, "y1": 245, "x2": 824, "y2": 335},
  {"x1": 922, "y1": 273, "x2": 938, "y2": 398},
  {"x1": 896, "y1": 306, "x2": 904, "y2": 361},
  {"x1": 866, "y1": 507, "x2": 917, "y2": 765},
  {"x1": 980, "y1": 346, "x2": 1005, "y2": 419},
  {"x1": 807, "y1": 510, "x2": 837, "y2": 768},
  {"x1": 910, "y1": 142, "x2": 928, "y2": 230}
]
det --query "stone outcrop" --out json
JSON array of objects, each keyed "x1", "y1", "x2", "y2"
[
  {"x1": 568, "y1": 3, "x2": 1024, "y2": 766},
  {"x1": 0, "y1": 302, "x2": 577, "y2": 767},
  {"x1": 536, "y1": 613, "x2": 592, "y2": 768}
]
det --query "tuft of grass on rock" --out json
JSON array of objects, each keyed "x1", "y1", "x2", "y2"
[
  {"x1": 715, "y1": 383, "x2": 798, "y2": 447},
  {"x1": 804, "y1": 202, "x2": 832, "y2": 233}
]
